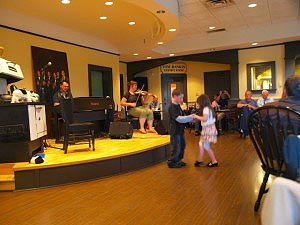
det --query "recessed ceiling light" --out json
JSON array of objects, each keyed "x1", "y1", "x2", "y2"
[
  {"x1": 209, "y1": 26, "x2": 216, "y2": 30},
  {"x1": 147, "y1": 56, "x2": 152, "y2": 59},
  {"x1": 61, "y1": 0, "x2": 70, "y2": 4},
  {"x1": 169, "y1": 53, "x2": 175, "y2": 56},
  {"x1": 133, "y1": 53, "x2": 139, "y2": 56},
  {"x1": 251, "y1": 42, "x2": 258, "y2": 46},
  {"x1": 156, "y1": 10, "x2": 165, "y2": 14},
  {"x1": 128, "y1": 21, "x2": 136, "y2": 25},
  {"x1": 99, "y1": 16, "x2": 107, "y2": 20},
  {"x1": 157, "y1": 42, "x2": 164, "y2": 45},
  {"x1": 105, "y1": 1, "x2": 113, "y2": 6},
  {"x1": 168, "y1": 28, "x2": 177, "y2": 32},
  {"x1": 248, "y1": 3, "x2": 257, "y2": 8}
]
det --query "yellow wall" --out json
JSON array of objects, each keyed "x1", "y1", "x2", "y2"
[
  {"x1": 135, "y1": 61, "x2": 230, "y2": 103},
  {"x1": 238, "y1": 45, "x2": 285, "y2": 99},
  {"x1": 0, "y1": 27, "x2": 121, "y2": 104}
]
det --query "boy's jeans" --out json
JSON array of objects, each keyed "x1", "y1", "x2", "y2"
[{"x1": 168, "y1": 134, "x2": 186, "y2": 165}]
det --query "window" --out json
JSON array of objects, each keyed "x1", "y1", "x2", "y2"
[
  {"x1": 247, "y1": 61, "x2": 276, "y2": 93},
  {"x1": 88, "y1": 64, "x2": 113, "y2": 98}
]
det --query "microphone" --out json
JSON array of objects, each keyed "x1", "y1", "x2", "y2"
[
  {"x1": 41, "y1": 62, "x2": 52, "y2": 71},
  {"x1": 45, "y1": 61, "x2": 52, "y2": 68}
]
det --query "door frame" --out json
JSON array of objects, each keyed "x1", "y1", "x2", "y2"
[{"x1": 161, "y1": 73, "x2": 188, "y2": 121}]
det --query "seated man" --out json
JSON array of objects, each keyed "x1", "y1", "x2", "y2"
[
  {"x1": 237, "y1": 90, "x2": 257, "y2": 138},
  {"x1": 217, "y1": 90, "x2": 230, "y2": 109},
  {"x1": 268, "y1": 75, "x2": 300, "y2": 111},
  {"x1": 52, "y1": 80, "x2": 73, "y2": 142},
  {"x1": 53, "y1": 80, "x2": 73, "y2": 106},
  {"x1": 148, "y1": 95, "x2": 160, "y2": 110},
  {"x1": 148, "y1": 95, "x2": 161, "y2": 124},
  {"x1": 120, "y1": 81, "x2": 155, "y2": 134},
  {"x1": 257, "y1": 90, "x2": 274, "y2": 107}
]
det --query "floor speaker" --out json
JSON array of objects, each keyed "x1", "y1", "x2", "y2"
[
  {"x1": 109, "y1": 122, "x2": 133, "y2": 139},
  {"x1": 155, "y1": 120, "x2": 168, "y2": 135}
]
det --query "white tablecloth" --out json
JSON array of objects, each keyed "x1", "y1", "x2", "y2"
[{"x1": 261, "y1": 177, "x2": 300, "y2": 225}]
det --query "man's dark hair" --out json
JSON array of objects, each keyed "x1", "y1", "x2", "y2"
[
  {"x1": 285, "y1": 75, "x2": 300, "y2": 98},
  {"x1": 171, "y1": 89, "x2": 182, "y2": 97},
  {"x1": 60, "y1": 80, "x2": 69, "y2": 86}
]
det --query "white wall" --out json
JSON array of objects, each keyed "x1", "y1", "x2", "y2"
[{"x1": 238, "y1": 45, "x2": 285, "y2": 99}]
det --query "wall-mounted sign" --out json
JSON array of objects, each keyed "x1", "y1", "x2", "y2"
[{"x1": 161, "y1": 63, "x2": 187, "y2": 74}]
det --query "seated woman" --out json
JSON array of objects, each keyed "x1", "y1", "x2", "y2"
[{"x1": 121, "y1": 81, "x2": 155, "y2": 134}]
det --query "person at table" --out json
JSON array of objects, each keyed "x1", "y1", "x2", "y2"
[
  {"x1": 148, "y1": 95, "x2": 160, "y2": 111},
  {"x1": 257, "y1": 90, "x2": 274, "y2": 107},
  {"x1": 237, "y1": 90, "x2": 258, "y2": 138},
  {"x1": 217, "y1": 90, "x2": 230, "y2": 109},
  {"x1": 53, "y1": 80, "x2": 73, "y2": 106},
  {"x1": 269, "y1": 75, "x2": 300, "y2": 111},
  {"x1": 120, "y1": 80, "x2": 155, "y2": 134},
  {"x1": 212, "y1": 94, "x2": 225, "y2": 135}
]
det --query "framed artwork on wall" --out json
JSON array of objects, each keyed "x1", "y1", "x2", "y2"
[
  {"x1": 247, "y1": 61, "x2": 276, "y2": 94},
  {"x1": 31, "y1": 46, "x2": 70, "y2": 105}
]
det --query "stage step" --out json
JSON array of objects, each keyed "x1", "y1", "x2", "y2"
[{"x1": 0, "y1": 164, "x2": 15, "y2": 191}]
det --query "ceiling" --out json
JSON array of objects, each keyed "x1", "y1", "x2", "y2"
[{"x1": 1, "y1": 0, "x2": 300, "y2": 62}]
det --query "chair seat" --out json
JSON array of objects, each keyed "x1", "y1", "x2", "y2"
[{"x1": 68, "y1": 122, "x2": 95, "y2": 131}]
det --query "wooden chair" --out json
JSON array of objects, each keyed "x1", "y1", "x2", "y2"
[
  {"x1": 248, "y1": 105, "x2": 300, "y2": 211},
  {"x1": 60, "y1": 99, "x2": 95, "y2": 154}
]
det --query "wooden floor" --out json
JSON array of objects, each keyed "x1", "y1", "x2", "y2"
[
  {"x1": 13, "y1": 132, "x2": 170, "y2": 171},
  {"x1": 0, "y1": 131, "x2": 272, "y2": 225}
]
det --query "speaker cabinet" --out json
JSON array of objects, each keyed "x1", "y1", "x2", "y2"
[
  {"x1": 155, "y1": 120, "x2": 168, "y2": 135},
  {"x1": 109, "y1": 122, "x2": 133, "y2": 139}
]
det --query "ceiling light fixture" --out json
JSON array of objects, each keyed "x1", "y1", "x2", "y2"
[
  {"x1": 209, "y1": 26, "x2": 216, "y2": 30},
  {"x1": 168, "y1": 28, "x2": 177, "y2": 32},
  {"x1": 99, "y1": 16, "x2": 107, "y2": 20},
  {"x1": 248, "y1": 3, "x2": 257, "y2": 8},
  {"x1": 169, "y1": 53, "x2": 175, "y2": 57},
  {"x1": 105, "y1": 1, "x2": 113, "y2": 6},
  {"x1": 133, "y1": 53, "x2": 139, "y2": 56},
  {"x1": 128, "y1": 21, "x2": 136, "y2": 25},
  {"x1": 157, "y1": 42, "x2": 164, "y2": 45},
  {"x1": 147, "y1": 56, "x2": 152, "y2": 59},
  {"x1": 156, "y1": 10, "x2": 165, "y2": 14},
  {"x1": 251, "y1": 42, "x2": 258, "y2": 46},
  {"x1": 61, "y1": 0, "x2": 70, "y2": 4}
]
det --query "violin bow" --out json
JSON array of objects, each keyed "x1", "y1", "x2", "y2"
[{"x1": 135, "y1": 84, "x2": 144, "y2": 105}]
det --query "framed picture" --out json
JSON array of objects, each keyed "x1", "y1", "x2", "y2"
[
  {"x1": 31, "y1": 46, "x2": 70, "y2": 105},
  {"x1": 247, "y1": 61, "x2": 276, "y2": 93}
]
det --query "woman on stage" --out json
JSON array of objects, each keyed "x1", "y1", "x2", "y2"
[{"x1": 121, "y1": 81, "x2": 155, "y2": 134}]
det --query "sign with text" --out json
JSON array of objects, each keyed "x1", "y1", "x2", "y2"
[{"x1": 161, "y1": 63, "x2": 187, "y2": 74}]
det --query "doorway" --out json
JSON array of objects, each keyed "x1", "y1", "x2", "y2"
[
  {"x1": 88, "y1": 64, "x2": 113, "y2": 98},
  {"x1": 204, "y1": 70, "x2": 231, "y2": 99},
  {"x1": 161, "y1": 74, "x2": 187, "y2": 122}
]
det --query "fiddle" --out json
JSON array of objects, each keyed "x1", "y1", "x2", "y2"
[{"x1": 134, "y1": 90, "x2": 152, "y2": 96}]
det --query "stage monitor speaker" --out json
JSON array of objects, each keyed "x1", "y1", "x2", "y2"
[
  {"x1": 155, "y1": 120, "x2": 168, "y2": 135},
  {"x1": 109, "y1": 122, "x2": 133, "y2": 139}
]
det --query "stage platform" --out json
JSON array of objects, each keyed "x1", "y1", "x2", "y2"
[{"x1": 0, "y1": 132, "x2": 171, "y2": 191}]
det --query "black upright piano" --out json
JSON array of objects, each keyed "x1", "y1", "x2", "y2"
[{"x1": 54, "y1": 97, "x2": 115, "y2": 140}]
